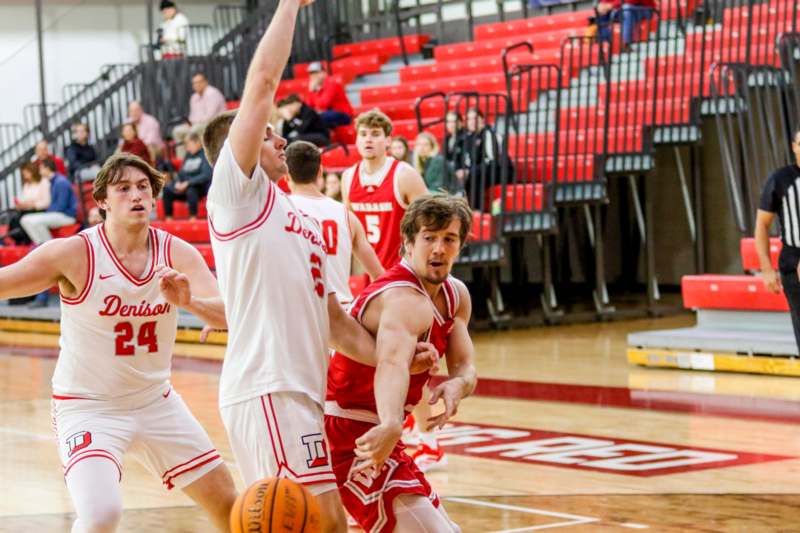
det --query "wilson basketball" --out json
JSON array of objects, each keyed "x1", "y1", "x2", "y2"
[{"x1": 229, "y1": 477, "x2": 321, "y2": 533}]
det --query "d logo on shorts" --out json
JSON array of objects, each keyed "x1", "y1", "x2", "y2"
[
  {"x1": 66, "y1": 431, "x2": 92, "y2": 458},
  {"x1": 301, "y1": 433, "x2": 329, "y2": 468}
]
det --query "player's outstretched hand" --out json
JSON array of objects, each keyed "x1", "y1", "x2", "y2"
[
  {"x1": 155, "y1": 265, "x2": 192, "y2": 308},
  {"x1": 425, "y1": 378, "x2": 465, "y2": 431},
  {"x1": 352, "y1": 422, "x2": 403, "y2": 478},
  {"x1": 410, "y1": 341, "x2": 439, "y2": 375}
]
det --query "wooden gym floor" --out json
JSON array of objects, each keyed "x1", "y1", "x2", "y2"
[{"x1": 1, "y1": 314, "x2": 800, "y2": 532}]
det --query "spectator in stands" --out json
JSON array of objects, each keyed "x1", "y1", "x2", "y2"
[
  {"x1": 276, "y1": 94, "x2": 330, "y2": 147},
  {"x1": 2, "y1": 162, "x2": 51, "y2": 245},
  {"x1": 172, "y1": 72, "x2": 228, "y2": 153},
  {"x1": 325, "y1": 172, "x2": 342, "y2": 201},
  {"x1": 127, "y1": 100, "x2": 164, "y2": 156},
  {"x1": 119, "y1": 123, "x2": 154, "y2": 166},
  {"x1": 32, "y1": 140, "x2": 66, "y2": 175},
  {"x1": 161, "y1": 131, "x2": 212, "y2": 220},
  {"x1": 390, "y1": 136, "x2": 411, "y2": 163},
  {"x1": 305, "y1": 61, "x2": 354, "y2": 128},
  {"x1": 756, "y1": 126, "x2": 800, "y2": 353},
  {"x1": 459, "y1": 108, "x2": 511, "y2": 199},
  {"x1": 413, "y1": 132, "x2": 446, "y2": 191},
  {"x1": 596, "y1": 0, "x2": 656, "y2": 50},
  {"x1": 444, "y1": 110, "x2": 466, "y2": 172},
  {"x1": 20, "y1": 160, "x2": 76, "y2": 246},
  {"x1": 158, "y1": 0, "x2": 189, "y2": 57},
  {"x1": 65, "y1": 123, "x2": 99, "y2": 183}
]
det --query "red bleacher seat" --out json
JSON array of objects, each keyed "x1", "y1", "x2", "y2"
[
  {"x1": 151, "y1": 219, "x2": 210, "y2": 243},
  {"x1": 681, "y1": 274, "x2": 788, "y2": 312},
  {"x1": 0, "y1": 245, "x2": 33, "y2": 266},
  {"x1": 473, "y1": 9, "x2": 594, "y2": 40},
  {"x1": 330, "y1": 125, "x2": 356, "y2": 145},
  {"x1": 156, "y1": 197, "x2": 208, "y2": 220},
  {"x1": 489, "y1": 184, "x2": 544, "y2": 213},
  {"x1": 434, "y1": 27, "x2": 584, "y2": 62},
  {"x1": 740, "y1": 237, "x2": 781, "y2": 271},
  {"x1": 333, "y1": 35, "x2": 430, "y2": 60},
  {"x1": 275, "y1": 75, "x2": 346, "y2": 101},
  {"x1": 50, "y1": 224, "x2": 81, "y2": 239},
  {"x1": 513, "y1": 155, "x2": 596, "y2": 183},
  {"x1": 560, "y1": 99, "x2": 692, "y2": 129},
  {"x1": 226, "y1": 100, "x2": 240, "y2": 110},
  {"x1": 509, "y1": 127, "x2": 644, "y2": 156},
  {"x1": 469, "y1": 212, "x2": 495, "y2": 241},
  {"x1": 355, "y1": 98, "x2": 445, "y2": 122},
  {"x1": 321, "y1": 145, "x2": 360, "y2": 171}
]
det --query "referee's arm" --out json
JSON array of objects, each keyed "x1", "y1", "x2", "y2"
[{"x1": 755, "y1": 209, "x2": 781, "y2": 293}]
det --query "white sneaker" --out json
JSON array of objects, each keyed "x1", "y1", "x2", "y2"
[{"x1": 412, "y1": 443, "x2": 448, "y2": 472}]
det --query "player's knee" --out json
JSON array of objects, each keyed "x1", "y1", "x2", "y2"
[
  {"x1": 75, "y1": 504, "x2": 122, "y2": 533},
  {"x1": 316, "y1": 489, "x2": 347, "y2": 533}
]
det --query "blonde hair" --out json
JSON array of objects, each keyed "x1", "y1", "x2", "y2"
[
  {"x1": 355, "y1": 108, "x2": 393, "y2": 137},
  {"x1": 412, "y1": 132, "x2": 440, "y2": 175}
]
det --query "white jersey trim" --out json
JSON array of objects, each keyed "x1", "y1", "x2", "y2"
[
  {"x1": 209, "y1": 180, "x2": 277, "y2": 242},
  {"x1": 61, "y1": 234, "x2": 94, "y2": 305},
  {"x1": 97, "y1": 224, "x2": 158, "y2": 286}
]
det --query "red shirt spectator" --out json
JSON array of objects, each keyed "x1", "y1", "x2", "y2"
[
  {"x1": 305, "y1": 62, "x2": 353, "y2": 128},
  {"x1": 33, "y1": 140, "x2": 66, "y2": 175},
  {"x1": 119, "y1": 123, "x2": 154, "y2": 166}
]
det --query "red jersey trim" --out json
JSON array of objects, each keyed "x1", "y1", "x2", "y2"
[
  {"x1": 98, "y1": 224, "x2": 158, "y2": 286},
  {"x1": 64, "y1": 449, "x2": 122, "y2": 482},
  {"x1": 355, "y1": 158, "x2": 400, "y2": 192},
  {"x1": 60, "y1": 233, "x2": 94, "y2": 305},
  {"x1": 51, "y1": 394, "x2": 93, "y2": 400},
  {"x1": 209, "y1": 180, "x2": 276, "y2": 242},
  {"x1": 161, "y1": 449, "x2": 221, "y2": 490},
  {"x1": 165, "y1": 233, "x2": 174, "y2": 268}
]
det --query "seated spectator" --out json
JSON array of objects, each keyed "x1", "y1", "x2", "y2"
[
  {"x1": 158, "y1": 0, "x2": 189, "y2": 57},
  {"x1": 325, "y1": 172, "x2": 342, "y2": 201},
  {"x1": 161, "y1": 131, "x2": 212, "y2": 220},
  {"x1": 305, "y1": 62, "x2": 354, "y2": 128},
  {"x1": 32, "y1": 140, "x2": 66, "y2": 175},
  {"x1": 460, "y1": 108, "x2": 512, "y2": 198},
  {"x1": 127, "y1": 100, "x2": 164, "y2": 157},
  {"x1": 119, "y1": 123, "x2": 154, "y2": 166},
  {"x1": 390, "y1": 136, "x2": 411, "y2": 163},
  {"x1": 596, "y1": 0, "x2": 656, "y2": 49},
  {"x1": 277, "y1": 94, "x2": 330, "y2": 147},
  {"x1": 65, "y1": 122, "x2": 99, "y2": 183},
  {"x1": 20, "y1": 160, "x2": 77, "y2": 247},
  {"x1": 172, "y1": 72, "x2": 228, "y2": 154},
  {"x1": 444, "y1": 110, "x2": 467, "y2": 169},
  {"x1": 413, "y1": 132, "x2": 446, "y2": 192},
  {"x1": 2, "y1": 162, "x2": 51, "y2": 245}
]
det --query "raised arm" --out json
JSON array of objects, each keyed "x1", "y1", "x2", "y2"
[
  {"x1": 755, "y1": 209, "x2": 780, "y2": 293},
  {"x1": 157, "y1": 237, "x2": 227, "y2": 329},
  {"x1": 348, "y1": 210, "x2": 384, "y2": 280},
  {"x1": 228, "y1": 0, "x2": 309, "y2": 176},
  {"x1": 0, "y1": 237, "x2": 83, "y2": 300},
  {"x1": 426, "y1": 280, "x2": 477, "y2": 430}
]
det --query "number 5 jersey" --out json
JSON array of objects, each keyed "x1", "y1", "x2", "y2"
[{"x1": 53, "y1": 224, "x2": 178, "y2": 400}]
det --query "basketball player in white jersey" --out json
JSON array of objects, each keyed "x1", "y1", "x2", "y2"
[
  {"x1": 0, "y1": 153, "x2": 236, "y2": 533},
  {"x1": 285, "y1": 140, "x2": 383, "y2": 305},
  {"x1": 199, "y1": 1, "x2": 426, "y2": 531}
]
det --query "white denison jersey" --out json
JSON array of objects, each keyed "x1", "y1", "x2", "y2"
[
  {"x1": 208, "y1": 140, "x2": 331, "y2": 409},
  {"x1": 53, "y1": 224, "x2": 177, "y2": 400},
  {"x1": 289, "y1": 194, "x2": 353, "y2": 305}
]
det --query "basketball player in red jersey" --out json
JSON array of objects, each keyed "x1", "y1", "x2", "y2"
[
  {"x1": 0, "y1": 153, "x2": 236, "y2": 532},
  {"x1": 325, "y1": 194, "x2": 477, "y2": 532},
  {"x1": 341, "y1": 109, "x2": 447, "y2": 469}
]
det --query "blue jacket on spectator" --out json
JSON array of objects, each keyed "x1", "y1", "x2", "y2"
[{"x1": 49, "y1": 173, "x2": 77, "y2": 219}]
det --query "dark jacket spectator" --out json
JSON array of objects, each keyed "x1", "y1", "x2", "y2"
[
  {"x1": 65, "y1": 123, "x2": 98, "y2": 182},
  {"x1": 277, "y1": 94, "x2": 330, "y2": 147},
  {"x1": 162, "y1": 132, "x2": 212, "y2": 219},
  {"x1": 305, "y1": 62, "x2": 354, "y2": 128},
  {"x1": 119, "y1": 123, "x2": 154, "y2": 166}
]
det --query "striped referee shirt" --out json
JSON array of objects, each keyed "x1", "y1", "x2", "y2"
[{"x1": 759, "y1": 163, "x2": 800, "y2": 272}]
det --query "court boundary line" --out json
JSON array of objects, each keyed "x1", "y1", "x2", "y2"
[{"x1": 445, "y1": 496, "x2": 600, "y2": 531}]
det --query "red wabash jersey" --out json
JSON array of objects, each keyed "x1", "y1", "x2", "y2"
[
  {"x1": 326, "y1": 260, "x2": 458, "y2": 413},
  {"x1": 325, "y1": 260, "x2": 459, "y2": 532},
  {"x1": 347, "y1": 159, "x2": 405, "y2": 269}
]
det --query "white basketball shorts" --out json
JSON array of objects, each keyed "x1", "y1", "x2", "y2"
[
  {"x1": 52, "y1": 383, "x2": 223, "y2": 490},
  {"x1": 221, "y1": 391, "x2": 337, "y2": 496}
]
